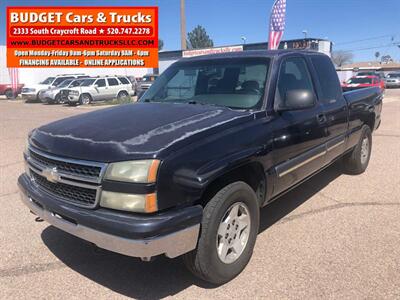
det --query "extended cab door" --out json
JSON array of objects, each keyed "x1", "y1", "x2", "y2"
[
  {"x1": 309, "y1": 55, "x2": 348, "y2": 163},
  {"x1": 272, "y1": 56, "x2": 328, "y2": 196}
]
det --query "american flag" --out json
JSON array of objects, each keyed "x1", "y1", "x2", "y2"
[
  {"x1": 8, "y1": 68, "x2": 19, "y2": 96},
  {"x1": 268, "y1": 0, "x2": 287, "y2": 50}
]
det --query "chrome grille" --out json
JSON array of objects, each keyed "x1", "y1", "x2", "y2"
[
  {"x1": 26, "y1": 146, "x2": 107, "y2": 208},
  {"x1": 31, "y1": 170, "x2": 97, "y2": 206},
  {"x1": 29, "y1": 149, "x2": 101, "y2": 178}
]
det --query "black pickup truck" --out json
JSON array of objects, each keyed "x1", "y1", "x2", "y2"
[{"x1": 18, "y1": 50, "x2": 382, "y2": 284}]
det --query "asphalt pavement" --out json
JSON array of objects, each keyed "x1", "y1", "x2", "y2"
[{"x1": 0, "y1": 90, "x2": 399, "y2": 299}]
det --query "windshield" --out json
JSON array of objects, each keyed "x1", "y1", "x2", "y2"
[
  {"x1": 80, "y1": 79, "x2": 96, "y2": 86},
  {"x1": 40, "y1": 77, "x2": 55, "y2": 84},
  {"x1": 388, "y1": 74, "x2": 400, "y2": 78},
  {"x1": 70, "y1": 80, "x2": 84, "y2": 87},
  {"x1": 140, "y1": 58, "x2": 270, "y2": 109},
  {"x1": 347, "y1": 77, "x2": 373, "y2": 84},
  {"x1": 58, "y1": 79, "x2": 73, "y2": 88}
]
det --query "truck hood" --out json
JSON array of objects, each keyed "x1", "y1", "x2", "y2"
[
  {"x1": 30, "y1": 102, "x2": 253, "y2": 162},
  {"x1": 24, "y1": 84, "x2": 51, "y2": 91}
]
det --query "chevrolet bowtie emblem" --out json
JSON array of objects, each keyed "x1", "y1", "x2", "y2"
[{"x1": 42, "y1": 167, "x2": 60, "y2": 183}]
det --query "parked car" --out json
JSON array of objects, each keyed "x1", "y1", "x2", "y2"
[
  {"x1": 126, "y1": 75, "x2": 138, "y2": 95},
  {"x1": 342, "y1": 76, "x2": 385, "y2": 92},
  {"x1": 356, "y1": 71, "x2": 385, "y2": 80},
  {"x1": 66, "y1": 76, "x2": 134, "y2": 105},
  {"x1": 21, "y1": 74, "x2": 87, "y2": 102},
  {"x1": 19, "y1": 50, "x2": 382, "y2": 284},
  {"x1": 384, "y1": 72, "x2": 400, "y2": 88},
  {"x1": 137, "y1": 74, "x2": 159, "y2": 98},
  {"x1": 0, "y1": 83, "x2": 24, "y2": 99},
  {"x1": 39, "y1": 78, "x2": 88, "y2": 104}
]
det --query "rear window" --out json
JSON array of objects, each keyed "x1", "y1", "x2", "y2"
[
  {"x1": 347, "y1": 77, "x2": 373, "y2": 84},
  {"x1": 118, "y1": 77, "x2": 130, "y2": 84},
  {"x1": 311, "y1": 55, "x2": 342, "y2": 103},
  {"x1": 107, "y1": 78, "x2": 119, "y2": 86}
]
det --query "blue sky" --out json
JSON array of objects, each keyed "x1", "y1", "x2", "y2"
[{"x1": 1, "y1": 0, "x2": 399, "y2": 62}]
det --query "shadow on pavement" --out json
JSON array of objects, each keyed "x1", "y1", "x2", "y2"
[{"x1": 41, "y1": 162, "x2": 343, "y2": 298}]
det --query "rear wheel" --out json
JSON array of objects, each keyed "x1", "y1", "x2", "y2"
[
  {"x1": 343, "y1": 125, "x2": 372, "y2": 174},
  {"x1": 183, "y1": 181, "x2": 259, "y2": 284},
  {"x1": 117, "y1": 91, "x2": 130, "y2": 101},
  {"x1": 79, "y1": 94, "x2": 92, "y2": 105}
]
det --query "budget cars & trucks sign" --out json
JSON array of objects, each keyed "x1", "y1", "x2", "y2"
[{"x1": 6, "y1": 6, "x2": 158, "y2": 68}]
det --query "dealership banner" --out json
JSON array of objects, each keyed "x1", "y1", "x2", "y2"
[{"x1": 6, "y1": 6, "x2": 158, "y2": 68}]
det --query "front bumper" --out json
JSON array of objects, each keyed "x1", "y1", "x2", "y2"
[
  {"x1": 21, "y1": 92, "x2": 38, "y2": 100},
  {"x1": 385, "y1": 82, "x2": 400, "y2": 88},
  {"x1": 68, "y1": 94, "x2": 80, "y2": 102},
  {"x1": 18, "y1": 174, "x2": 202, "y2": 260}
]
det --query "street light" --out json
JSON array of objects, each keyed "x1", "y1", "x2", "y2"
[
  {"x1": 302, "y1": 30, "x2": 308, "y2": 39},
  {"x1": 241, "y1": 36, "x2": 247, "y2": 44}
]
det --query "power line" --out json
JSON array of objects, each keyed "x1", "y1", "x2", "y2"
[
  {"x1": 337, "y1": 42, "x2": 400, "y2": 52},
  {"x1": 335, "y1": 34, "x2": 396, "y2": 46}
]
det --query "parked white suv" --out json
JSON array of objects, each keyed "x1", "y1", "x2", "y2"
[
  {"x1": 39, "y1": 78, "x2": 87, "y2": 104},
  {"x1": 66, "y1": 76, "x2": 134, "y2": 105},
  {"x1": 21, "y1": 74, "x2": 88, "y2": 102}
]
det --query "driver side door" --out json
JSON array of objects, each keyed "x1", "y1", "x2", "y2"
[{"x1": 272, "y1": 56, "x2": 328, "y2": 196}]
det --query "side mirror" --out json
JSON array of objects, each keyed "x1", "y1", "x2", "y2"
[
  {"x1": 277, "y1": 89, "x2": 315, "y2": 111},
  {"x1": 94, "y1": 84, "x2": 98, "y2": 88}
]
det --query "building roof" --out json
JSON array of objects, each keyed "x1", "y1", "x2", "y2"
[
  {"x1": 338, "y1": 61, "x2": 400, "y2": 71},
  {"x1": 175, "y1": 49, "x2": 325, "y2": 63},
  {"x1": 159, "y1": 38, "x2": 330, "y2": 60}
]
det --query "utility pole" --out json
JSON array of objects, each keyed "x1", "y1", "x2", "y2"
[{"x1": 180, "y1": 0, "x2": 187, "y2": 50}]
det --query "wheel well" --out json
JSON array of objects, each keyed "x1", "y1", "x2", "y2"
[
  {"x1": 80, "y1": 93, "x2": 92, "y2": 99},
  {"x1": 364, "y1": 114, "x2": 375, "y2": 131},
  {"x1": 118, "y1": 90, "x2": 129, "y2": 96},
  {"x1": 198, "y1": 162, "x2": 266, "y2": 208}
]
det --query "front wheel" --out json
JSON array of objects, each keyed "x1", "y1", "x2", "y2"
[
  {"x1": 183, "y1": 181, "x2": 259, "y2": 284},
  {"x1": 343, "y1": 125, "x2": 372, "y2": 174},
  {"x1": 79, "y1": 94, "x2": 92, "y2": 105}
]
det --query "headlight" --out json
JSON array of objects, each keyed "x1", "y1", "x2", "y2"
[
  {"x1": 70, "y1": 90, "x2": 79, "y2": 95},
  {"x1": 100, "y1": 191, "x2": 157, "y2": 213},
  {"x1": 104, "y1": 160, "x2": 160, "y2": 183}
]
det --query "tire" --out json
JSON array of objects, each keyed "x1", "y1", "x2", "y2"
[
  {"x1": 5, "y1": 89, "x2": 15, "y2": 99},
  {"x1": 183, "y1": 181, "x2": 260, "y2": 284},
  {"x1": 117, "y1": 91, "x2": 129, "y2": 101},
  {"x1": 54, "y1": 94, "x2": 61, "y2": 104},
  {"x1": 79, "y1": 94, "x2": 92, "y2": 105},
  {"x1": 343, "y1": 125, "x2": 372, "y2": 174}
]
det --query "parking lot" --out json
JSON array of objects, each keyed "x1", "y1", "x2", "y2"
[{"x1": 1, "y1": 90, "x2": 399, "y2": 299}]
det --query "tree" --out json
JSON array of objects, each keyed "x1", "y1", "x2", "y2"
[
  {"x1": 331, "y1": 50, "x2": 354, "y2": 67},
  {"x1": 187, "y1": 25, "x2": 214, "y2": 49},
  {"x1": 375, "y1": 51, "x2": 380, "y2": 61},
  {"x1": 158, "y1": 39, "x2": 164, "y2": 51}
]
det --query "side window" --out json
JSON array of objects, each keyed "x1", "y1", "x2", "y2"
[
  {"x1": 95, "y1": 79, "x2": 106, "y2": 87},
  {"x1": 275, "y1": 57, "x2": 315, "y2": 106},
  {"x1": 107, "y1": 78, "x2": 119, "y2": 86},
  {"x1": 118, "y1": 77, "x2": 130, "y2": 84},
  {"x1": 311, "y1": 55, "x2": 342, "y2": 103}
]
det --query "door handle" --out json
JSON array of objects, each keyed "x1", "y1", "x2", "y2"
[{"x1": 317, "y1": 113, "x2": 327, "y2": 124}]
